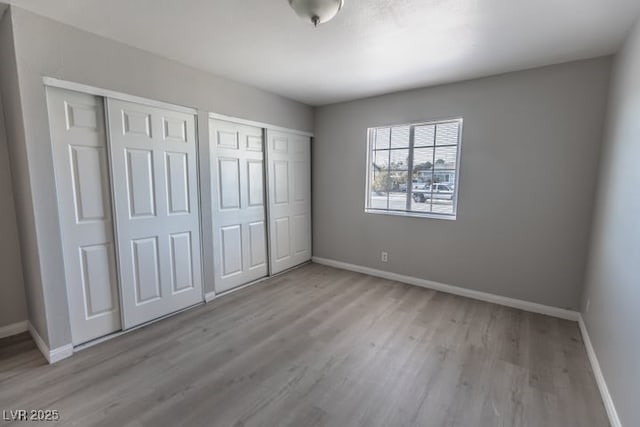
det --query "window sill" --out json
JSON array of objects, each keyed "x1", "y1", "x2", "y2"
[{"x1": 365, "y1": 208, "x2": 457, "y2": 221}]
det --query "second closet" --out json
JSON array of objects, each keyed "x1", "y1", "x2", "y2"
[{"x1": 209, "y1": 118, "x2": 312, "y2": 294}]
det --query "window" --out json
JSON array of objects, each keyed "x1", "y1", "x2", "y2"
[{"x1": 365, "y1": 118, "x2": 463, "y2": 219}]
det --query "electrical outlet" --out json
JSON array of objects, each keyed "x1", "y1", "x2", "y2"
[
  {"x1": 381, "y1": 251, "x2": 388, "y2": 263},
  {"x1": 585, "y1": 299, "x2": 591, "y2": 313}
]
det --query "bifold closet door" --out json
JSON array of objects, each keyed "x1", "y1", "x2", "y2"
[
  {"x1": 210, "y1": 119, "x2": 268, "y2": 293},
  {"x1": 107, "y1": 99, "x2": 203, "y2": 329},
  {"x1": 47, "y1": 87, "x2": 121, "y2": 345},
  {"x1": 266, "y1": 130, "x2": 312, "y2": 274}
]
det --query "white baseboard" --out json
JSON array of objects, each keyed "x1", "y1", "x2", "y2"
[
  {"x1": 205, "y1": 291, "x2": 217, "y2": 303},
  {"x1": 0, "y1": 320, "x2": 28, "y2": 339},
  {"x1": 312, "y1": 257, "x2": 579, "y2": 321},
  {"x1": 578, "y1": 316, "x2": 622, "y2": 427},
  {"x1": 28, "y1": 322, "x2": 73, "y2": 364}
]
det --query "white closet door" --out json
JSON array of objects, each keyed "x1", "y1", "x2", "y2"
[
  {"x1": 267, "y1": 130, "x2": 312, "y2": 274},
  {"x1": 107, "y1": 99, "x2": 203, "y2": 329},
  {"x1": 46, "y1": 87, "x2": 121, "y2": 345},
  {"x1": 210, "y1": 119, "x2": 268, "y2": 293}
]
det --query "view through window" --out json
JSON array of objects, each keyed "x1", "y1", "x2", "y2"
[{"x1": 366, "y1": 118, "x2": 462, "y2": 218}]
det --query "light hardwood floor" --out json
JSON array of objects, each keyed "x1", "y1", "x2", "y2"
[{"x1": 0, "y1": 263, "x2": 608, "y2": 426}]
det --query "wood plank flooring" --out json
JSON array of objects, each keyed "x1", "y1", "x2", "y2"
[{"x1": 0, "y1": 264, "x2": 609, "y2": 426}]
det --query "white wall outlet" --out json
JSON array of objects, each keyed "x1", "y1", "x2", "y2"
[
  {"x1": 585, "y1": 299, "x2": 591, "y2": 313},
  {"x1": 381, "y1": 251, "x2": 388, "y2": 263}
]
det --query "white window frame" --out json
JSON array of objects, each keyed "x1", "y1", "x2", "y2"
[{"x1": 364, "y1": 117, "x2": 464, "y2": 220}]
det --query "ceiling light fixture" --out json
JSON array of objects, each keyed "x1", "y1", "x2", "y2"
[{"x1": 288, "y1": 0, "x2": 344, "y2": 27}]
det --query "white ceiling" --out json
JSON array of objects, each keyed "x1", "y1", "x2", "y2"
[{"x1": 6, "y1": 0, "x2": 640, "y2": 105}]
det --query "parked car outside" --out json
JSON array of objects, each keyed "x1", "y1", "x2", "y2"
[{"x1": 412, "y1": 183, "x2": 454, "y2": 202}]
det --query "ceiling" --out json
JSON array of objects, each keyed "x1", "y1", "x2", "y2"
[{"x1": 5, "y1": 0, "x2": 640, "y2": 106}]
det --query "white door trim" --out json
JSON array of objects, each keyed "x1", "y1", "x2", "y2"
[
  {"x1": 42, "y1": 77, "x2": 197, "y2": 115},
  {"x1": 209, "y1": 113, "x2": 313, "y2": 138}
]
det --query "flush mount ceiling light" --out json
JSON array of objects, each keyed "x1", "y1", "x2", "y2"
[{"x1": 288, "y1": 0, "x2": 345, "y2": 27}]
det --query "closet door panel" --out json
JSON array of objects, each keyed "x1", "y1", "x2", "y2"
[
  {"x1": 293, "y1": 214, "x2": 310, "y2": 255},
  {"x1": 273, "y1": 161, "x2": 289, "y2": 204},
  {"x1": 247, "y1": 160, "x2": 264, "y2": 206},
  {"x1": 70, "y1": 146, "x2": 108, "y2": 221},
  {"x1": 248, "y1": 221, "x2": 267, "y2": 269},
  {"x1": 131, "y1": 237, "x2": 162, "y2": 304},
  {"x1": 125, "y1": 149, "x2": 156, "y2": 217},
  {"x1": 169, "y1": 232, "x2": 195, "y2": 293},
  {"x1": 108, "y1": 99, "x2": 203, "y2": 329},
  {"x1": 165, "y1": 152, "x2": 190, "y2": 215},
  {"x1": 267, "y1": 130, "x2": 312, "y2": 274},
  {"x1": 274, "y1": 217, "x2": 291, "y2": 261},
  {"x1": 218, "y1": 158, "x2": 241, "y2": 209},
  {"x1": 220, "y1": 225, "x2": 243, "y2": 278},
  {"x1": 80, "y1": 244, "x2": 118, "y2": 316},
  {"x1": 47, "y1": 87, "x2": 121, "y2": 345},
  {"x1": 210, "y1": 119, "x2": 268, "y2": 293}
]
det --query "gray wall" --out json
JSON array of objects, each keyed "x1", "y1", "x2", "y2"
[
  {"x1": 0, "y1": 54, "x2": 27, "y2": 329},
  {"x1": 581, "y1": 18, "x2": 640, "y2": 427},
  {"x1": 3, "y1": 6, "x2": 313, "y2": 348},
  {"x1": 313, "y1": 58, "x2": 612, "y2": 310},
  {"x1": 0, "y1": 8, "x2": 45, "y2": 337}
]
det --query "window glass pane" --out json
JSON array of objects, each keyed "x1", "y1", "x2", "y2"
[
  {"x1": 370, "y1": 166, "x2": 390, "y2": 209},
  {"x1": 429, "y1": 146, "x2": 456, "y2": 215},
  {"x1": 388, "y1": 191, "x2": 407, "y2": 210},
  {"x1": 372, "y1": 150, "x2": 389, "y2": 170},
  {"x1": 412, "y1": 147, "x2": 434, "y2": 186},
  {"x1": 397, "y1": 171, "x2": 410, "y2": 193},
  {"x1": 433, "y1": 146, "x2": 458, "y2": 187},
  {"x1": 375, "y1": 127, "x2": 391, "y2": 150},
  {"x1": 371, "y1": 166, "x2": 391, "y2": 191},
  {"x1": 390, "y1": 149, "x2": 409, "y2": 171},
  {"x1": 389, "y1": 170, "x2": 408, "y2": 193},
  {"x1": 414, "y1": 125, "x2": 435, "y2": 147},
  {"x1": 410, "y1": 184, "x2": 433, "y2": 213},
  {"x1": 371, "y1": 146, "x2": 393, "y2": 211},
  {"x1": 429, "y1": 197, "x2": 455, "y2": 215},
  {"x1": 370, "y1": 191, "x2": 389, "y2": 210},
  {"x1": 390, "y1": 125, "x2": 410, "y2": 149},
  {"x1": 435, "y1": 122, "x2": 460, "y2": 146}
]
